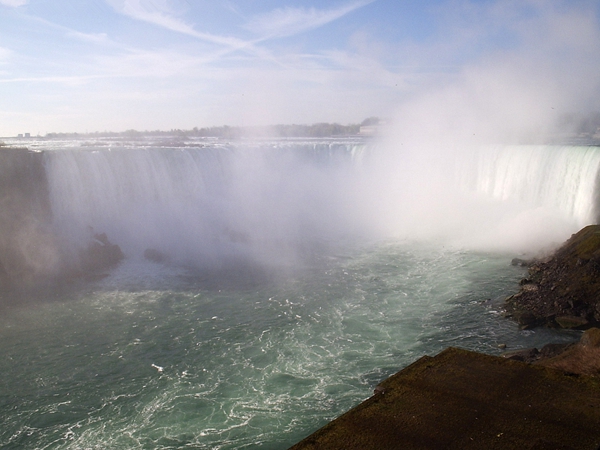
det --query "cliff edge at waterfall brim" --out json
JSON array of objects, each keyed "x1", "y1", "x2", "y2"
[
  {"x1": 289, "y1": 347, "x2": 600, "y2": 450},
  {"x1": 505, "y1": 224, "x2": 600, "y2": 330}
]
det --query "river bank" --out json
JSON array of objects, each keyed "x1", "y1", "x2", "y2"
[
  {"x1": 289, "y1": 340, "x2": 600, "y2": 450},
  {"x1": 505, "y1": 225, "x2": 600, "y2": 330},
  {"x1": 290, "y1": 226, "x2": 600, "y2": 449}
]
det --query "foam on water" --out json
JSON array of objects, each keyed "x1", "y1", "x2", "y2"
[{"x1": 0, "y1": 241, "x2": 580, "y2": 449}]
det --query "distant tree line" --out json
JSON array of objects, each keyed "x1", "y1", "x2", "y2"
[
  {"x1": 190, "y1": 123, "x2": 362, "y2": 138},
  {"x1": 42, "y1": 119, "x2": 382, "y2": 139}
]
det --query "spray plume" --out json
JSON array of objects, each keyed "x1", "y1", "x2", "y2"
[{"x1": 364, "y1": 1, "x2": 600, "y2": 254}]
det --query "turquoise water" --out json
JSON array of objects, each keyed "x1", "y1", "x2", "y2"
[{"x1": 0, "y1": 240, "x2": 578, "y2": 449}]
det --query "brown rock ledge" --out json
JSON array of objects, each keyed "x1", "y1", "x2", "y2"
[
  {"x1": 505, "y1": 225, "x2": 600, "y2": 329},
  {"x1": 289, "y1": 347, "x2": 600, "y2": 450}
]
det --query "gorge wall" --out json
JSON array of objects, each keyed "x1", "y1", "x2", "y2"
[{"x1": 0, "y1": 147, "x2": 59, "y2": 289}]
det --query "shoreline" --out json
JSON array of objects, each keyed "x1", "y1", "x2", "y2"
[
  {"x1": 289, "y1": 342, "x2": 600, "y2": 450},
  {"x1": 505, "y1": 225, "x2": 600, "y2": 330},
  {"x1": 289, "y1": 226, "x2": 600, "y2": 449}
]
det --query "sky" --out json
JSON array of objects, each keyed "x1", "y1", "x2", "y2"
[{"x1": 0, "y1": 0, "x2": 599, "y2": 136}]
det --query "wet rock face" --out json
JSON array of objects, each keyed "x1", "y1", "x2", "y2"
[
  {"x1": 0, "y1": 148, "x2": 125, "y2": 291},
  {"x1": 0, "y1": 148, "x2": 59, "y2": 288},
  {"x1": 505, "y1": 225, "x2": 600, "y2": 329}
]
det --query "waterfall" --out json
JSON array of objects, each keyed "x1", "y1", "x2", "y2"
[
  {"x1": 42, "y1": 142, "x2": 366, "y2": 269},
  {"x1": 2, "y1": 141, "x2": 599, "y2": 287},
  {"x1": 41, "y1": 142, "x2": 600, "y2": 262},
  {"x1": 362, "y1": 141, "x2": 600, "y2": 252},
  {"x1": 458, "y1": 145, "x2": 600, "y2": 226}
]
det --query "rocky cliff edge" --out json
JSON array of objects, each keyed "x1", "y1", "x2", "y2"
[{"x1": 505, "y1": 224, "x2": 600, "y2": 330}]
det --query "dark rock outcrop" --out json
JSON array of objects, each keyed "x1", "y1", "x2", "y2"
[
  {"x1": 532, "y1": 328, "x2": 600, "y2": 376},
  {"x1": 78, "y1": 232, "x2": 124, "y2": 275},
  {"x1": 0, "y1": 147, "x2": 126, "y2": 292},
  {"x1": 504, "y1": 225, "x2": 600, "y2": 329},
  {"x1": 511, "y1": 257, "x2": 534, "y2": 267}
]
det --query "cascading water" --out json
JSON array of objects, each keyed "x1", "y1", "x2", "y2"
[
  {"x1": 361, "y1": 142, "x2": 600, "y2": 253},
  {"x1": 41, "y1": 141, "x2": 600, "y2": 268},
  {"x1": 448, "y1": 144, "x2": 600, "y2": 253},
  {"x1": 0, "y1": 138, "x2": 597, "y2": 449},
  {"x1": 43, "y1": 141, "x2": 368, "y2": 271},
  {"x1": 458, "y1": 145, "x2": 600, "y2": 225}
]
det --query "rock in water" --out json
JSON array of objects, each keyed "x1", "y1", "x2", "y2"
[
  {"x1": 79, "y1": 232, "x2": 124, "y2": 274},
  {"x1": 144, "y1": 248, "x2": 167, "y2": 263}
]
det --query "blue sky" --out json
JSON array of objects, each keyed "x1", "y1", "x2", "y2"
[{"x1": 0, "y1": 0, "x2": 599, "y2": 136}]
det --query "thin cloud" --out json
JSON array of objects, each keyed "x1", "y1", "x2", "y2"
[
  {"x1": 244, "y1": 0, "x2": 375, "y2": 39},
  {"x1": 0, "y1": 0, "x2": 27, "y2": 6},
  {"x1": 105, "y1": 0, "x2": 250, "y2": 49},
  {"x1": 20, "y1": 14, "x2": 121, "y2": 49},
  {"x1": 66, "y1": 30, "x2": 110, "y2": 45}
]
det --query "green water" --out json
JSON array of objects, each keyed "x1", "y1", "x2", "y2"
[{"x1": 0, "y1": 240, "x2": 579, "y2": 449}]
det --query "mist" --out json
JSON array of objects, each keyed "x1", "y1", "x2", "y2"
[
  {"x1": 359, "y1": 1, "x2": 600, "y2": 255},
  {"x1": 3, "y1": 1, "x2": 600, "y2": 283},
  {"x1": 41, "y1": 144, "x2": 370, "y2": 277}
]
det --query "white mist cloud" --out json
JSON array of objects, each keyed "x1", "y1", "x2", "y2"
[
  {"x1": 380, "y1": 1, "x2": 600, "y2": 147},
  {"x1": 368, "y1": 0, "x2": 600, "y2": 254},
  {"x1": 244, "y1": 0, "x2": 375, "y2": 38}
]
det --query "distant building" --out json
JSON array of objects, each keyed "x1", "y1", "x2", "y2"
[
  {"x1": 17, "y1": 134, "x2": 23, "y2": 138},
  {"x1": 359, "y1": 122, "x2": 386, "y2": 136},
  {"x1": 359, "y1": 125, "x2": 379, "y2": 136},
  {"x1": 359, "y1": 117, "x2": 386, "y2": 136},
  {"x1": 24, "y1": 133, "x2": 30, "y2": 138}
]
